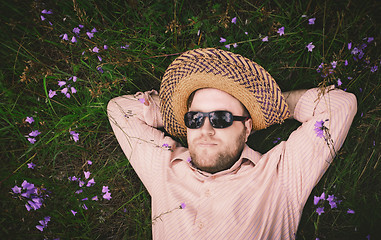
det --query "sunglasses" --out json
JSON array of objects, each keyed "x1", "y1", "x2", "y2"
[{"x1": 184, "y1": 111, "x2": 249, "y2": 129}]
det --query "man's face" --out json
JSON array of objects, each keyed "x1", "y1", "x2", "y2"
[{"x1": 186, "y1": 88, "x2": 252, "y2": 174}]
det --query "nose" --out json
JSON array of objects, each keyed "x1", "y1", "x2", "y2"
[{"x1": 200, "y1": 116, "x2": 215, "y2": 136}]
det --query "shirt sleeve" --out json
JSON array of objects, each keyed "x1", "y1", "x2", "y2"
[
  {"x1": 107, "y1": 90, "x2": 174, "y2": 194},
  {"x1": 280, "y1": 86, "x2": 357, "y2": 206}
]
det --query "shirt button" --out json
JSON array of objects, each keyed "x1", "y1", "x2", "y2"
[
  {"x1": 205, "y1": 189, "x2": 211, "y2": 197},
  {"x1": 198, "y1": 221, "x2": 204, "y2": 229}
]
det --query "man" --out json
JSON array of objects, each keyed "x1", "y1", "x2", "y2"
[{"x1": 107, "y1": 48, "x2": 357, "y2": 239}]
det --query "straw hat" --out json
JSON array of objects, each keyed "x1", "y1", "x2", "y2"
[{"x1": 159, "y1": 48, "x2": 289, "y2": 138}]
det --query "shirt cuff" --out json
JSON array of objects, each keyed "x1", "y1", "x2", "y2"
[
  {"x1": 293, "y1": 85, "x2": 335, "y2": 123},
  {"x1": 134, "y1": 90, "x2": 164, "y2": 128}
]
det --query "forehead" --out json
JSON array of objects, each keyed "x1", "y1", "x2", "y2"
[{"x1": 189, "y1": 88, "x2": 245, "y2": 114}]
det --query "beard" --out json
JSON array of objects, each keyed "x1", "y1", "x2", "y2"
[{"x1": 188, "y1": 128, "x2": 247, "y2": 174}]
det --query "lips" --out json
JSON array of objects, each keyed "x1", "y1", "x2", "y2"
[{"x1": 197, "y1": 142, "x2": 218, "y2": 147}]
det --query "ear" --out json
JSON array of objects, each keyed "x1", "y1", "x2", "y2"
[{"x1": 244, "y1": 118, "x2": 253, "y2": 142}]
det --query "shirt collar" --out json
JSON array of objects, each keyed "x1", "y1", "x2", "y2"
[{"x1": 170, "y1": 144, "x2": 262, "y2": 176}]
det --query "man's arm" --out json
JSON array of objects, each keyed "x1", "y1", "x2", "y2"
[
  {"x1": 282, "y1": 89, "x2": 308, "y2": 119},
  {"x1": 107, "y1": 90, "x2": 174, "y2": 193},
  {"x1": 278, "y1": 86, "x2": 357, "y2": 205}
]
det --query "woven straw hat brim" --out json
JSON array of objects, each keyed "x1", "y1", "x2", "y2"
[{"x1": 159, "y1": 48, "x2": 289, "y2": 138}]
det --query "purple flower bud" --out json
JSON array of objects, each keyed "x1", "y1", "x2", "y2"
[
  {"x1": 25, "y1": 116, "x2": 34, "y2": 124},
  {"x1": 62, "y1": 33, "x2": 69, "y2": 41},
  {"x1": 73, "y1": 27, "x2": 80, "y2": 34},
  {"x1": 12, "y1": 185, "x2": 22, "y2": 194},
  {"x1": 329, "y1": 201, "x2": 337, "y2": 209},
  {"x1": 27, "y1": 162, "x2": 36, "y2": 169},
  {"x1": 61, "y1": 87, "x2": 68, "y2": 94},
  {"x1": 86, "y1": 178, "x2": 95, "y2": 187},
  {"x1": 306, "y1": 42, "x2": 315, "y2": 52},
  {"x1": 358, "y1": 51, "x2": 364, "y2": 59},
  {"x1": 36, "y1": 225, "x2": 44, "y2": 231},
  {"x1": 25, "y1": 203, "x2": 32, "y2": 211},
  {"x1": 102, "y1": 186, "x2": 109, "y2": 193},
  {"x1": 41, "y1": 9, "x2": 53, "y2": 14},
  {"x1": 48, "y1": 89, "x2": 57, "y2": 98},
  {"x1": 28, "y1": 138, "x2": 36, "y2": 144},
  {"x1": 347, "y1": 209, "x2": 355, "y2": 214},
  {"x1": 313, "y1": 195, "x2": 320, "y2": 205},
  {"x1": 28, "y1": 200, "x2": 39, "y2": 210},
  {"x1": 86, "y1": 32, "x2": 94, "y2": 39},
  {"x1": 277, "y1": 27, "x2": 285, "y2": 36},
  {"x1": 29, "y1": 130, "x2": 41, "y2": 137},
  {"x1": 103, "y1": 192, "x2": 112, "y2": 200},
  {"x1": 316, "y1": 207, "x2": 324, "y2": 215},
  {"x1": 308, "y1": 18, "x2": 316, "y2": 25}
]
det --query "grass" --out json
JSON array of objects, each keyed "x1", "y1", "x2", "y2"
[{"x1": 0, "y1": 0, "x2": 380, "y2": 239}]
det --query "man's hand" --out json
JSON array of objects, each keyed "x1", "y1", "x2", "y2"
[
  {"x1": 282, "y1": 89, "x2": 308, "y2": 119},
  {"x1": 139, "y1": 91, "x2": 160, "y2": 107}
]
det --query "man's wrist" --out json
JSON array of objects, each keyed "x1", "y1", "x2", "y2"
[{"x1": 282, "y1": 89, "x2": 308, "y2": 119}]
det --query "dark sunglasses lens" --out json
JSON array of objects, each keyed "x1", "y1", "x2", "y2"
[
  {"x1": 209, "y1": 111, "x2": 233, "y2": 128},
  {"x1": 184, "y1": 112, "x2": 205, "y2": 129}
]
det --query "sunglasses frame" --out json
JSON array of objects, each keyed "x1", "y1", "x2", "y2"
[{"x1": 184, "y1": 111, "x2": 249, "y2": 129}]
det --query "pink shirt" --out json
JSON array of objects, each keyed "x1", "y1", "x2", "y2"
[{"x1": 107, "y1": 87, "x2": 357, "y2": 240}]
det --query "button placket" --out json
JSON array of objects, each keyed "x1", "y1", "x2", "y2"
[{"x1": 205, "y1": 189, "x2": 211, "y2": 197}]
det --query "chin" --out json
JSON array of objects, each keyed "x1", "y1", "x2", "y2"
[{"x1": 191, "y1": 154, "x2": 236, "y2": 174}]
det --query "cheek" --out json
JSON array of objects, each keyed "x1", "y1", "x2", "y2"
[{"x1": 186, "y1": 129, "x2": 196, "y2": 145}]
